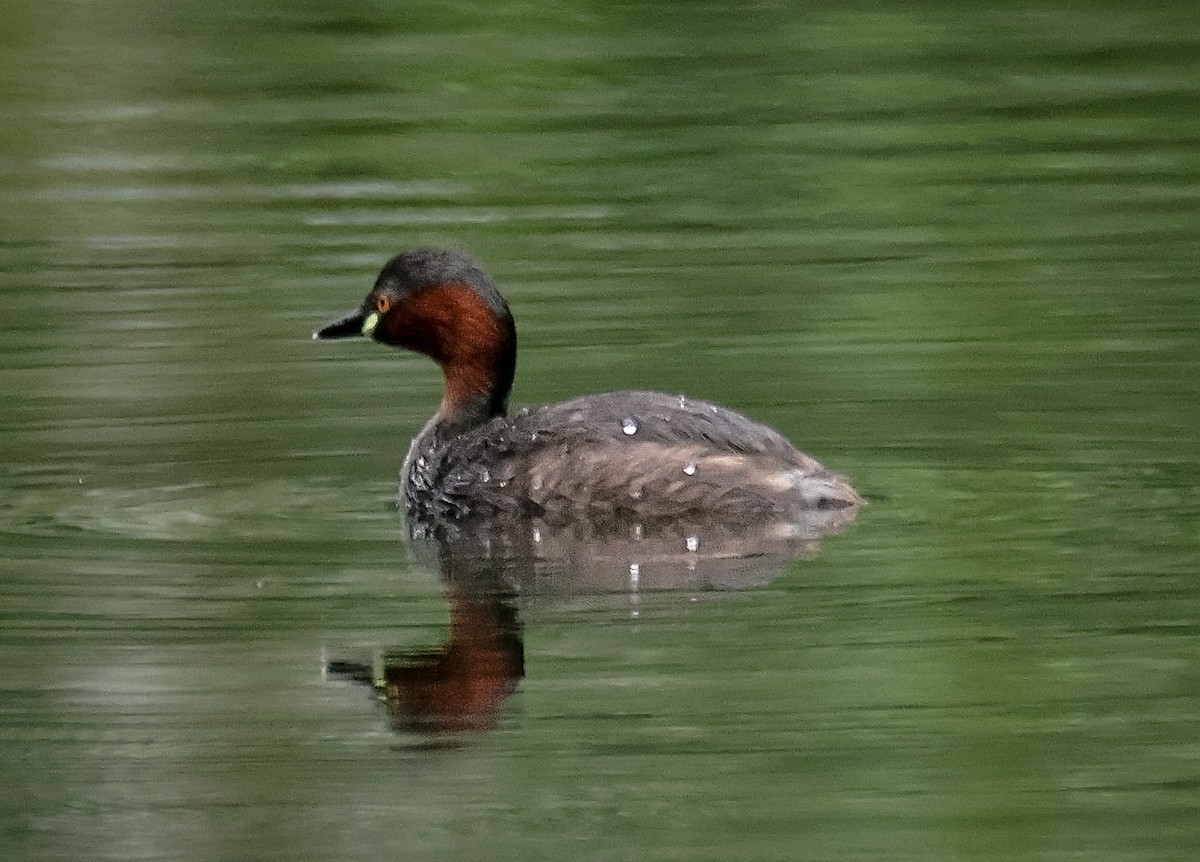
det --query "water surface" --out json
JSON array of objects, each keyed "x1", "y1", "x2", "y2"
[{"x1": 2, "y1": 2, "x2": 1199, "y2": 860}]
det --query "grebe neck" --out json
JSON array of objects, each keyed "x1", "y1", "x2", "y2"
[
  {"x1": 382, "y1": 280, "x2": 517, "y2": 435},
  {"x1": 433, "y1": 311, "x2": 516, "y2": 434}
]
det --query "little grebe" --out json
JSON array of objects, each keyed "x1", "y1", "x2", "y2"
[{"x1": 314, "y1": 248, "x2": 863, "y2": 523}]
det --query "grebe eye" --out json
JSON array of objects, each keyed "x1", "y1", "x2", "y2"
[{"x1": 375, "y1": 295, "x2": 391, "y2": 314}]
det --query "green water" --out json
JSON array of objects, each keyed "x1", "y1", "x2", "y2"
[{"x1": 3, "y1": 2, "x2": 1199, "y2": 860}]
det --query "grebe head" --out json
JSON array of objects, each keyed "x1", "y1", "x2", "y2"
[{"x1": 314, "y1": 248, "x2": 517, "y2": 423}]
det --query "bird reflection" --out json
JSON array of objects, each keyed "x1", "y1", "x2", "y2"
[
  {"x1": 327, "y1": 504, "x2": 859, "y2": 737},
  {"x1": 380, "y1": 583, "x2": 522, "y2": 734},
  {"x1": 326, "y1": 532, "x2": 524, "y2": 735}
]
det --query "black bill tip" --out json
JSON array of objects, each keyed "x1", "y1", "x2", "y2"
[{"x1": 313, "y1": 310, "x2": 365, "y2": 340}]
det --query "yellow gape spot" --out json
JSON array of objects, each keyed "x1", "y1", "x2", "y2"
[{"x1": 361, "y1": 311, "x2": 380, "y2": 337}]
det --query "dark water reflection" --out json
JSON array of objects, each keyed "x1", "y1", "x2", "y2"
[
  {"x1": 331, "y1": 506, "x2": 859, "y2": 736},
  {"x1": 329, "y1": 578, "x2": 525, "y2": 737}
]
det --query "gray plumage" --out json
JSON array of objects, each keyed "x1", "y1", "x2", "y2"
[{"x1": 404, "y1": 390, "x2": 862, "y2": 525}]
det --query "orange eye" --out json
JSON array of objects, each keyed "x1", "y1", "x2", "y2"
[{"x1": 375, "y1": 295, "x2": 392, "y2": 314}]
